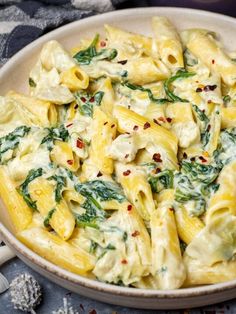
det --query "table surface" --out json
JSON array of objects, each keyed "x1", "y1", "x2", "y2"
[{"x1": 1, "y1": 257, "x2": 236, "y2": 314}]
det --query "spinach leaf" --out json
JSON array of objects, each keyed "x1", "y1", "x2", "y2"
[
  {"x1": 164, "y1": 69, "x2": 195, "y2": 102},
  {"x1": 44, "y1": 208, "x2": 56, "y2": 227},
  {"x1": 192, "y1": 104, "x2": 209, "y2": 124},
  {"x1": 47, "y1": 175, "x2": 66, "y2": 203},
  {"x1": 73, "y1": 34, "x2": 117, "y2": 65},
  {"x1": 123, "y1": 82, "x2": 168, "y2": 104},
  {"x1": 29, "y1": 77, "x2": 36, "y2": 87},
  {"x1": 0, "y1": 126, "x2": 30, "y2": 162},
  {"x1": 18, "y1": 168, "x2": 43, "y2": 210},
  {"x1": 181, "y1": 161, "x2": 219, "y2": 184},
  {"x1": 89, "y1": 240, "x2": 98, "y2": 254},
  {"x1": 75, "y1": 180, "x2": 126, "y2": 203},
  {"x1": 41, "y1": 124, "x2": 69, "y2": 151},
  {"x1": 148, "y1": 169, "x2": 174, "y2": 193},
  {"x1": 74, "y1": 91, "x2": 104, "y2": 117},
  {"x1": 183, "y1": 49, "x2": 198, "y2": 67},
  {"x1": 214, "y1": 128, "x2": 236, "y2": 166}
]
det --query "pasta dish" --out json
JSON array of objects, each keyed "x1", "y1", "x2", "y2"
[{"x1": 1, "y1": 16, "x2": 236, "y2": 289}]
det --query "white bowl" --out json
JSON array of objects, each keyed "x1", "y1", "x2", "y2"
[{"x1": 1, "y1": 7, "x2": 236, "y2": 310}]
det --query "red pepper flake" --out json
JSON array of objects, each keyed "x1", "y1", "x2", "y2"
[
  {"x1": 202, "y1": 109, "x2": 205, "y2": 113},
  {"x1": 67, "y1": 159, "x2": 73, "y2": 165},
  {"x1": 207, "y1": 124, "x2": 211, "y2": 132},
  {"x1": 111, "y1": 124, "x2": 115, "y2": 128},
  {"x1": 153, "y1": 153, "x2": 162, "y2": 163},
  {"x1": 204, "y1": 85, "x2": 217, "y2": 92},
  {"x1": 127, "y1": 204, "x2": 132, "y2": 211},
  {"x1": 212, "y1": 59, "x2": 215, "y2": 64},
  {"x1": 123, "y1": 169, "x2": 131, "y2": 176},
  {"x1": 118, "y1": 60, "x2": 127, "y2": 65},
  {"x1": 74, "y1": 104, "x2": 78, "y2": 109},
  {"x1": 103, "y1": 121, "x2": 108, "y2": 125},
  {"x1": 97, "y1": 171, "x2": 103, "y2": 177},
  {"x1": 183, "y1": 152, "x2": 188, "y2": 159},
  {"x1": 190, "y1": 157, "x2": 196, "y2": 162},
  {"x1": 199, "y1": 156, "x2": 207, "y2": 163},
  {"x1": 81, "y1": 97, "x2": 86, "y2": 103},
  {"x1": 166, "y1": 117, "x2": 172, "y2": 123},
  {"x1": 131, "y1": 230, "x2": 140, "y2": 237},
  {"x1": 153, "y1": 118, "x2": 160, "y2": 125},
  {"x1": 133, "y1": 125, "x2": 139, "y2": 131},
  {"x1": 195, "y1": 80, "x2": 199, "y2": 83},
  {"x1": 89, "y1": 310, "x2": 97, "y2": 314},
  {"x1": 158, "y1": 117, "x2": 165, "y2": 122},
  {"x1": 143, "y1": 122, "x2": 151, "y2": 129},
  {"x1": 208, "y1": 100, "x2": 212, "y2": 104},
  {"x1": 66, "y1": 123, "x2": 73, "y2": 128},
  {"x1": 121, "y1": 259, "x2": 128, "y2": 264},
  {"x1": 155, "y1": 167, "x2": 161, "y2": 174},
  {"x1": 76, "y1": 138, "x2": 84, "y2": 149},
  {"x1": 89, "y1": 96, "x2": 95, "y2": 103},
  {"x1": 128, "y1": 105, "x2": 131, "y2": 109},
  {"x1": 169, "y1": 207, "x2": 174, "y2": 212},
  {"x1": 196, "y1": 87, "x2": 203, "y2": 93},
  {"x1": 125, "y1": 154, "x2": 129, "y2": 159},
  {"x1": 125, "y1": 132, "x2": 130, "y2": 135},
  {"x1": 100, "y1": 40, "x2": 106, "y2": 47}
]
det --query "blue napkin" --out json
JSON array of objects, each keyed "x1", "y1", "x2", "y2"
[{"x1": 0, "y1": 0, "x2": 127, "y2": 66}]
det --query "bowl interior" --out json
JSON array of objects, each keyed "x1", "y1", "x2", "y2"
[{"x1": 1, "y1": 6, "x2": 236, "y2": 302}]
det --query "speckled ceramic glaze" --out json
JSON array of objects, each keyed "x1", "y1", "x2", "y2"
[{"x1": 1, "y1": 7, "x2": 236, "y2": 309}]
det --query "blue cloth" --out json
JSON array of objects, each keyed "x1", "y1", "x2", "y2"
[{"x1": 0, "y1": 0, "x2": 126, "y2": 66}]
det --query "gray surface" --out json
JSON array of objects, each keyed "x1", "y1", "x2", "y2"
[{"x1": 1, "y1": 258, "x2": 236, "y2": 314}]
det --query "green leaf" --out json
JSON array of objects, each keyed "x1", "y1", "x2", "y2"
[
  {"x1": 183, "y1": 49, "x2": 198, "y2": 67},
  {"x1": 223, "y1": 95, "x2": 231, "y2": 105},
  {"x1": 123, "y1": 82, "x2": 168, "y2": 104},
  {"x1": 192, "y1": 104, "x2": 209, "y2": 123},
  {"x1": 89, "y1": 240, "x2": 98, "y2": 254},
  {"x1": 148, "y1": 169, "x2": 174, "y2": 193},
  {"x1": 18, "y1": 168, "x2": 43, "y2": 210},
  {"x1": 74, "y1": 91, "x2": 104, "y2": 117},
  {"x1": 44, "y1": 208, "x2": 56, "y2": 227},
  {"x1": 0, "y1": 126, "x2": 31, "y2": 162},
  {"x1": 47, "y1": 175, "x2": 66, "y2": 203},
  {"x1": 73, "y1": 34, "x2": 118, "y2": 65},
  {"x1": 41, "y1": 124, "x2": 69, "y2": 151},
  {"x1": 75, "y1": 180, "x2": 126, "y2": 203},
  {"x1": 181, "y1": 161, "x2": 219, "y2": 184},
  {"x1": 29, "y1": 77, "x2": 36, "y2": 87},
  {"x1": 164, "y1": 69, "x2": 195, "y2": 102}
]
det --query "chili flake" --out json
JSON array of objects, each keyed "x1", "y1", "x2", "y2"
[
  {"x1": 97, "y1": 171, "x2": 103, "y2": 177},
  {"x1": 76, "y1": 138, "x2": 84, "y2": 149},
  {"x1": 153, "y1": 153, "x2": 162, "y2": 163},
  {"x1": 66, "y1": 123, "x2": 73, "y2": 128},
  {"x1": 190, "y1": 157, "x2": 196, "y2": 162},
  {"x1": 143, "y1": 122, "x2": 151, "y2": 129},
  {"x1": 103, "y1": 121, "x2": 108, "y2": 125},
  {"x1": 155, "y1": 167, "x2": 161, "y2": 174},
  {"x1": 123, "y1": 169, "x2": 131, "y2": 176},
  {"x1": 100, "y1": 40, "x2": 106, "y2": 47},
  {"x1": 153, "y1": 118, "x2": 160, "y2": 125},
  {"x1": 207, "y1": 124, "x2": 211, "y2": 132},
  {"x1": 183, "y1": 152, "x2": 188, "y2": 159},
  {"x1": 196, "y1": 87, "x2": 203, "y2": 93},
  {"x1": 199, "y1": 156, "x2": 207, "y2": 163},
  {"x1": 111, "y1": 124, "x2": 115, "y2": 128},
  {"x1": 212, "y1": 59, "x2": 215, "y2": 64},
  {"x1": 204, "y1": 85, "x2": 217, "y2": 92},
  {"x1": 118, "y1": 60, "x2": 127, "y2": 65},
  {"x1": 74, "y1": 104, "x2": 78, "y2": 109},
  {"x1": 131, "y1": 230, "x2": 140, "y2": 237},
  {"x1": 166, "y1": 117, "x2": 172, "y2": 123},
  {"x1": 127, "y1": 204, "x2": 132, "y2": 211},
  {"x1": 158, "y1": 117, "x2": 165, "y2": 122},
  {"x1": 81, "y1": 97, "x2": 86, "y2": 103},
  {"x1": 169, "y1": 207, "x2": 174, "y2": 212},
  {"x1": 89, "y1": 96, "x2": 95, "y2": 103},
  {"x1": 121, "y1": 259, "x2": 128, "y2": 264},
  {"x1": 67, "y1": 160, "x2": 73, "y2": 165},
  {"x1": 133, "y1": 125, "x2": 139, "y2": 131},
  {"x1": 125, "y1": 154, "x2": 129, "y2": 159}
]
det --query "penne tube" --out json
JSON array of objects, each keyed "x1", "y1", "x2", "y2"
[
  {"x1": 50, "y1": 140, "x2": 80, "y2": 172},
  {"x1": 175, "y1": 206, "x2": 204, "y2": 245},
  {"x1": 221, "y1": 107, "x2": 236, "y2": 128},
  {"x1": 60, "y1": 66, "x2": 89, "y2": 91},
  {"x1": 7, "y1": 91, "x2": 57, "y2": 127},
  {"x1": 152, "y1": 16, "x2": 184, "y2": 71},
  {"x1": 18, "y1": 227, "x2": 95, "y2": 275},
  {"x1": 28, "y1": 177, "x2": 75, "y2": 240},
  {"x1": 0, "y1": 166, "x2": 32, "y2": 232}
]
